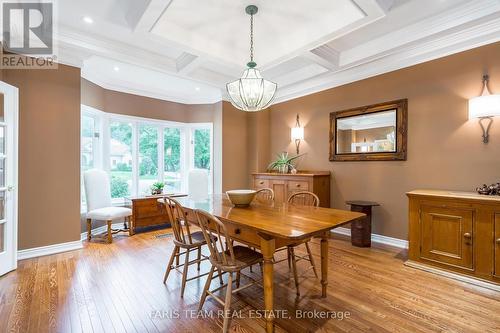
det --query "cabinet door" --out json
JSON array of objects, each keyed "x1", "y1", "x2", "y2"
[
  {"x1": 495, "y1": 214, "x2": 500, "y2": 278},
  {"x1": 420, "y1": 205, "x2": 473, "y2": 270},
  {"x1": 271, "y1": 180, "x2": 286, "y2": 206}
]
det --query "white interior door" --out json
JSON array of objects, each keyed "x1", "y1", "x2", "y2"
[{"x1": 0, "y1": 81, "x2": 18, "y2": 276}]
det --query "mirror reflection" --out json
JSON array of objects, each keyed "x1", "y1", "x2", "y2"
[{"x1": 336, "y1": 110, "x2": 397, "y2": 154}]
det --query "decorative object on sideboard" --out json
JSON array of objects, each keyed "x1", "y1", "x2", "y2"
[
  {"x1": 291, "y1": 114, "x2": 304, "y2": 154},
  {"x1": 151, "y1": 181, "x2": 165, "y2": 195},
  {"x1": 226, "y1": 5, "x2": 277, "y2": 112},
  {"x1": 329, "y1": 99, "x2": 408, "y2": 161},
  {"x1": 476, "y1": 182, "x2": 500, "y2": 195},
  {"x1": 267, "y1": 152, "x2": 303, "y2": 174},
  {"x1": 468, "y1": 75, "x2": 500, "y2": 144}
]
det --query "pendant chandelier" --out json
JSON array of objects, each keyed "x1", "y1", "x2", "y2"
[{"x1": 226, "y1": 5, "x2": 277, "y2": 112}]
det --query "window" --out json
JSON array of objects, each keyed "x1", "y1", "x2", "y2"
[
  {"x1": 164, "y1": 128, "x2": 182, "y2": 192},
  {"x1": 81, "y1": 113, "x2": 100, "y2": 207},
  {"x1": 139, "y1": 125, "x2": 159, "y2": 195},
  {"x1": 81, "y1": 105, "x2": 213, "y2": 208},
  {"x1": 109, "y1": 121, "x2": 133, "y2": 199},
  {"x1": 81, "y1": 115, "x2": 97, "y2": 171},
  {"x1": 193, "y1": 128, "x2": 211, "y2": 170}
]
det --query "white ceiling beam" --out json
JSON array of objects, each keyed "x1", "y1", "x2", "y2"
[
  {"x1": 176, "y1": 53, "x2": 204, "y2": 75},
  {"x1": 133, "y1": 0, "x2": 173, "y2": 32},
  {"x1": 353, "y1": 0, "x2": 393, "y2": 17},
  {"x1": 304, "y1": 45, "x2": 340, "y2": 71}
]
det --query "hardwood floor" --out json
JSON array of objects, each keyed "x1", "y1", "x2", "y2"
[{"x1": 1, "y1": 230, "x2": 499, "y2": 333}]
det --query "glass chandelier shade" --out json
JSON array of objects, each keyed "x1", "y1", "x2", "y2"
[
  {"x1": 226, "y1": 66, "x2": 277, "y2": 112},
  {"x1": 226, "y1": 5, "x2": 277, "y2": 112}
]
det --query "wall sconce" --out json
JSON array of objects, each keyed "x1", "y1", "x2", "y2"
[
  {"x1": 468, "y1": 75, "x2": 500, "y2": 143},
  {"x1": 291, "y1": 114, "x2": 304, "y2": 154}
]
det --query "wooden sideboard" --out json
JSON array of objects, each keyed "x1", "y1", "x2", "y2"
[
  {"x1": 407, "y1": 190, "x2": 500, "y2": 288},
  {"x1": 251, "y1": 172, "x2": 331, "y2": 207}
]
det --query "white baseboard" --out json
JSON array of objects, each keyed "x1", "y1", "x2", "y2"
[
  {"x1": 80, "y1": 222, "x2": 126, "y2": 241},
  {"x1": 17, "y1": 240, "x2": 83, "y2": 261},
  {"x1": 405, "y1": 260, "x2": 500, "y2": 292},
  {"x1": 332, "y1": 227, "x2": 409, "y2": 249}
]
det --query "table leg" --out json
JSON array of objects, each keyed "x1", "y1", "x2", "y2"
[
  {"x1": 260, "y1": 235, "x2": 276, "y2": 333},
  {"x1": 320, "y1": 234, "x2": 329, "y2": 298}
]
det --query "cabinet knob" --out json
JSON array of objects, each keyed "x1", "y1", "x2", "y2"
[
  {"x1": 463, "y1": 233, "x2": 472, "y2": 239},
  {"x1": 296, "y1": 184, "x2": 301, "y2": 187},
  {"x1": 259, "y1": 181, "x2": 264, "y2": 185},
  {"x1": 496, "y1": 238, "x2": 500, "y2": 244}
]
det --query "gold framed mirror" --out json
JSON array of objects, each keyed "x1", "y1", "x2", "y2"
[{"x1": 329, "y1": 99, "x2": 407, "y2": 161}]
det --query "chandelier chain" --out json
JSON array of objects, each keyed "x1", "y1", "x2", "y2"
[{"x1": 250, "y1": 12, "x2": 254, "y2": 62}]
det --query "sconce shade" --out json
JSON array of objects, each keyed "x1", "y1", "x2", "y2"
[
  {"x1": 468, "y1": 94, "x2": 500, "y2": 119},
  {"x1": 291, "y1": 127, "x2": 304, "y2": 141}
]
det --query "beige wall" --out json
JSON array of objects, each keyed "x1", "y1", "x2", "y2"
[
  {"x1": 266, "y1": 42, "x2": 500, "y2": 240},
  {"x1": 3, "y1": 65, "x2": 82, "y2": 250},
  {"x1": 222, "y1": 101, "x2": 249, "y2": 191},
  {"x1": 81, "y1": 79, "x2": 215, "y2": 123}
]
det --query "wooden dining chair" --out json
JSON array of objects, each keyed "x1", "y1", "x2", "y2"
[
  {"x1": 162, "y1": 196, "x2": 221, "y2": 297},
  {"x1": 283, "y1": 191, "x2": 320, "y2": 296},
  {"x1": 254, "y1": 188, "x2": 275, "y2": 205},
  {"x1": 195, "y1": 209, "x2": 263, "y2": 333}
]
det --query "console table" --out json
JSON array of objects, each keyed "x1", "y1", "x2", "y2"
[{"x1": 126, "y1": 193, "x2": 186, "y2": 232}]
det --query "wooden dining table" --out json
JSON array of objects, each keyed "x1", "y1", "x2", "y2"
[{"x1": 175, "y1": 195, "x2": 365, "y2": 333}]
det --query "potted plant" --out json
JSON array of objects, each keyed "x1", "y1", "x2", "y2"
[
  {"x1": 151, "y1": 182, "x2": 165, "y2": 195},
  {"x1": 267, "y1": 152, "x2": 304, "y2": 174}
]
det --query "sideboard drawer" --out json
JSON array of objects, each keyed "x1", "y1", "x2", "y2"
[
  {"x1": 254, "y1": 178, "x2": 269, "y2": 189},
  {"x1": 287, "y1": 180, "x2": 309, "y2": 192}
]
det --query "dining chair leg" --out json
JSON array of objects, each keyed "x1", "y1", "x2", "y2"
[
  {"x1": 217, "y1": 268, "x2": 224, "y2": 284},
  {"x1": 163, "y1": 246, "x2": 179, "y2": 284},
  {"x1": 289, "y1": 247, "x2": 300, "y2": 296},
  {"x1": 175, "y1": 251, "x2": 180, "y2": 266},
  {"x1": 107, "y1": 220, "x2": 113, "y2": 244},
  {"x1": 180, "y1": 249, "x2": 190, "y2": 298},
  {"x1": 249, "y1": 247, "x2": 254, "y2": 272},
  {"x1": 198, "y1": 265, "x2": 215, "y2": 311},
  {"x1": 86, "y1": 219, "x2": 92, "y2": 241},
  {"x1": 236, "y1": 271, "x2": 241, "y2": 288},
  {"x1": 197, "y1": 246, "x2": 202, "y2": 271},
  {"x1": 222, "y1": 272, "x2": 233, "y2": 333},
  {"x1": 287, "y1": 247, "x2": 292, "y2": 270},
  {"x1": 305, "y1": 242, "x2": 319, "y2": 278}
]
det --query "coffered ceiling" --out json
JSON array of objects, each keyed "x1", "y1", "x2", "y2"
[{"x1": 56, "y1": 0, "x2": 500, "y2": 104}]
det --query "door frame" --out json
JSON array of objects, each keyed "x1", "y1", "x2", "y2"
[{"x1": 0, "y1": 80, "x2": 19, "y2": 274}]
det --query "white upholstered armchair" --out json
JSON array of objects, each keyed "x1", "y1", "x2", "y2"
[{"x1": 83, "y1": 169, "x2": 134, "y2": 243}]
